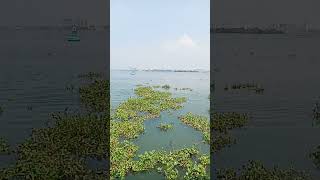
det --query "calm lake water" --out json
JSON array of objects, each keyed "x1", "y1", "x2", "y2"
[
  {"x1": 111, "y1": 70, "x2": 210, "y2": 179},
  {"x1": 0, "y1": 30, "x2": 107, "y2": 167},
  {"x1": 213, "y1": 33, "x2": 320, "y2": 178}
]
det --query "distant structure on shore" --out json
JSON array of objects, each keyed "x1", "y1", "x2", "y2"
[
  {"x1": 141, "y1": 69, "x2": 208, "y2": 73},
  {"x1": 212, "y1": 23, "x2": 315, "y2": 34},
  {"x1": 4, "y1": 17, "x2": 108, "y2": 31}
]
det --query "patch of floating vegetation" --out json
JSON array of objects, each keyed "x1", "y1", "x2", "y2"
[
  {"x1": 312, "y1": 147, "x2": 320, "y2": 165},
  {"x1": 217, "y1": 160, "x2": 311, "y2": 180},
  {"x1": 312, "y1": 100, "x2": 320, "y2": 125},
  {"x1": 180, "y1": 88, "x2": 193, "y2": 91},
  {"x1": 224, "y1": 82, "x2": 264, "y2": 94},
  {"x1": 0, "y1": 137, "x2": 10, "y2": 155},
  {"x1": 77, "y1": 71, "x2": 103, "y2": 80},
  {"x1": 179, "y1": 113, "x2": 210, "y2": 143},
  {"x1": 212, "y1": 113, "x2": 248, "y2": 134},
  {"x1": 110, "y1": 86, "x2": 207, "y2": 179},
  {"x1": 0, "y1": 72, "x2": 109, "y2": 179},
  {"x1": 152, "y1": 85, "x2": 160, "y2": 88},
  {"x1": 79, "y1": 78, "x2": 109, "y2": 113},
  {"x1": 157, "y1": 123, "x2": 174, "y2": 131},
  {"x1": 179, "y1": 112, "x2": 248, "y2": 153},
  {"x1": 162, "y1": 84, "x2": 170, "y2": 90},
  {"x1": 311, "y1": 98, "x2": 320, "y2": 168},
  {"x1": 310, "y1": 146, "x2": 320, "y2": 169},
  {"x1": 114, "y1": 86, "x2": 186, "y2": 121},
  {"x1": 0, "y1": 114, "x2": 108, "y2": 179},
  {"x1": 131, "y1": 147, "x2": 210, "y2": 180}
]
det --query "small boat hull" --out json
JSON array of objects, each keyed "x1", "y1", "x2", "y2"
[
  {"x1": 67, "y1": 37, "x2": 80, "y2": 41},
  {"x1": 66, "y1": 31, "x2": 80, "y2": 42}
]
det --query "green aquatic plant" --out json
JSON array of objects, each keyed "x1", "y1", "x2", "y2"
[
  {"x1": 77, "y1": 72, "x2": 103, "y2": 80},
  {"x1": 310, "y1": 145, "x2": 320, "y2": 169},
  {"x1": 0, "y1": 112, "x2": 109, "y2": 179},
  {"x1": 110, "y1": 85, "x2": 199, "y2": 179},
  {"x1": 179, "y1": 112, "x2": 210, "y2": 143},
  {"x1": 217, "y1": 161, "x2": 311, "y2": 180},
  {"x1": 152, "y1": 85, "x2": 161, "y2": 88},
  {"x1": 212, "y1": 112, "x2": 248, "y2": 133},
  {"x1": 211, "y1": 112, "x2": 247, "y2": 153},
  {"x1": 157, "y1": 123, "x2": 174, "y2": 131},
  {"x1": 79, "y1": 79, "x2": 109, "y2": 113},
  {"x1": 310, "y1": 100, "x2": 320, "y2": 168},
  {"x1": 0, "y1": 137, "x2": 10, "y2": 154},
  {"x1": 111, "y1": 119, "x2": 144, "y2": 139},
  {"x1": 225, "y1": 82, "x2": 264, "y2": 94},
  {"x1": 0, "y1": 79, "x2": 210, "y2": 180},
  {"x1": 131, "y1": 147, "x2": 209, "y2": 180},
  {"x1": 162, "y1": 84, "x2": 170, "y2": 90},
  {"x1": 114, "y1": 86, "x2": 186, "y2": 121},
  {"x1": 0, "y1": 73, "x2": 109, "y2": 179},
  {"x1": 110, "y1": 139, "x2": 138, "y2": 179},
  {"x1": 179, "y1": 111, "x2": 247, "y2": 153}
]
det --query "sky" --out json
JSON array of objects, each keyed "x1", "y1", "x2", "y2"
[
  {"x1": 213, "y1": 0, "x2": 320, "y2": 28},
  {"x1": 110, "y1": 0, "x2": 210, "y2": 70},
  {"x1": 0, "y1": 0, "x2": 108, "y2": 25}
]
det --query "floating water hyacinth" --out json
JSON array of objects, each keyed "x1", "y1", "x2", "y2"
[
  {"x1": 79, "y1": 78, "x2": 109, "y2": 113},
  {"x1": 157, "y1": 123, "x2": 174, "y2": 131},
  {"x1": 77, "y1": 72, "x2": 103, "y2": 80},
  {"x1": 0, "y1": 137, "x2": 9, "y2": 155},
  {"x1": 0, "y1": 72, "x2": 109, "y2": 179},
  {"x1": 179, "y1": 112, "x2": 210, "y2": 143},
  {"x1": 162, "y1": 84, "x2": 170, "y2": 90},
  {"x1": 131, "y1": 147, "x2": 210, "y2": 180},
  {"x1": 224, "y1": 82, "x2": 264, "y2": 94},
  {"x1": 110, "y1": 85, "x2": 199, "y2": 179},
  {"x1": 310, "y1": 146, "x2": 320, "y2": 169}
]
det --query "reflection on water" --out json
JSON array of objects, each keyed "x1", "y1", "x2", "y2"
[
  {"x1": 213, "y1": 33, "x2": 320, "y2": 178},
  {"x1": 0, "y1": 30, "x2": 107, "y2": 168}
]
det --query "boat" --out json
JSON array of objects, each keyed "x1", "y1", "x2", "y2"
[{"x1": 66, "y1": 25, "x2": 80, "y2": 42}]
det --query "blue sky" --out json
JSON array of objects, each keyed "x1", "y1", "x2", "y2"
[{"x1": 111, "y1": 0, "x2": 210, "y2": 70}]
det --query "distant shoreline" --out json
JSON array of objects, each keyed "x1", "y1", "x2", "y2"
[
  {"x1": 111, "y1": 69, "x2": 210, "y2": 73},
  {"x1": 212, "y1": 27, "x2": 285, "y2": 34}
]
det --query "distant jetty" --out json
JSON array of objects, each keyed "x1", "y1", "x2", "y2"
[
  {"x1": 212, "y1": 27, "x2": 285, "y2": 34},
  {"x1": 142, "y1": 69, "x2": 208, "y2": 73},
  {"x1": 2, "y1": 25, "x2": 109, "y2": 31}
]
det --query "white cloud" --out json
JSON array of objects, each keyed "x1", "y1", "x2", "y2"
[
  {"x1": 161, "y1": 33, "x2": 197, "y2": 52},
  {"x1": 177, "y1": 33, "x2": 196, "y2": 48}
]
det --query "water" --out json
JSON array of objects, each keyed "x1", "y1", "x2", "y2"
[
  {"x1": 0, "y1": 29, "x2": 107, "y2": 167},
  {"x1": 213, "y1": 33, "x2": 320, "y2": 178},
  {"x1": 111, "y1": 70, "x2": 210, "y2": 179}
]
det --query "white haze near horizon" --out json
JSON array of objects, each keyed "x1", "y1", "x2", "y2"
[{"x1": 110, "y1": 0, "x2": 210, "y2": 70}]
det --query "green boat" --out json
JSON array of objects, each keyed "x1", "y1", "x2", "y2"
[
  {"x1": 67, "y1": 26, "x2": 80, "y2": 42},
  {"x1": 67, "y1": 32, "x2": 80, "y2": 41}
]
